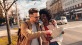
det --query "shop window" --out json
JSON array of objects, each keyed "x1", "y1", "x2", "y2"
[{"x1": 75, "y1": 5, "x2": 77, "y2": 8}]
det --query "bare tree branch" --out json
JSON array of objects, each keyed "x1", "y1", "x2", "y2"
[
  {"x1": 7, "y1": 0, "x2": 18, "y2": 12},
  {"x1": 0, "y1": 0, "x2": 4, "y2": 10}
]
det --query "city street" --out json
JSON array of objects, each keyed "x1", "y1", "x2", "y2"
[
  {"x1": 59, "y1": 21, "x2": 82, "y2": 45},
  {"x1": 0, "y1": 0, "x2": 82, "y2": 45},
  {"x1": 0, "y1": 21, "x2": 82, "y2": 45}
]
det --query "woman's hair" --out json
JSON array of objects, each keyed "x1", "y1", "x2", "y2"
[{"x1": 39, "y1": 8, "x2": 51, "y2": 21}]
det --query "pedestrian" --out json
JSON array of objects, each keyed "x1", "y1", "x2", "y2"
[
  {"x1": 17, "y1": 8, "x2": 52, "y2": 45},
  {"x1": 9, "y1": 16, "x2": 14, "y2": 28},
  {"x1": 39, "y1": 8, "x2": 64, "y2": 45}
]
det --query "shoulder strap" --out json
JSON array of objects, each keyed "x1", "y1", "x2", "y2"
[
  {"x1": 35, "y1": 22, "x2": 40, "y2": 31},
  {"x1": 44, "y1": 26, "x2": 49, "y2": 31},
  {"x1": 35, "y1": 22, "x2": 42, "y2": 45},
  {"x1": 17, "y1": 20, "x2": 32, "y2": 36},
  {"x1": 25, "y1": 20, "x2": 32, "y2": 30}
]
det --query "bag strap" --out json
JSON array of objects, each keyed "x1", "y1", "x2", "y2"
[
  {"x1": 17, "y1": 20, "x2": 32, "y2": 36},
  {"x1": 44, "y1": 26, "x2": 49, "y2": 31},
  {"x1": 25, "y1": 20, "x2": 32, "y2": 30},
  {"x1": 35, "y1": 23, "x2": 41, "y2": 45}
]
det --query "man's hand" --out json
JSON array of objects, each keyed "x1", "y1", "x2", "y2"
[
  {"x1": 42, "y1": 30, "x2": 52, "y2": 37},
  {"x1": 42, "y1": 30, "x2": 53, "y2": 41}
]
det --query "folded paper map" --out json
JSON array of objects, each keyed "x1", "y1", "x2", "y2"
[{"x1": 47, "y1": 25, "x2": 63, "y2": 38}]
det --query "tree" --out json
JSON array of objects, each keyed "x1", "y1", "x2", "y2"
[{"x1": 0, "y1": 0, "x2": 17, "y2": 45}]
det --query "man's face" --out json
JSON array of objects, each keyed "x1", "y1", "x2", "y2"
[{"x1": 30, "y1": 12, "x2": 39, "y2": 23}]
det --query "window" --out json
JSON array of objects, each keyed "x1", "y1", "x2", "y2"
[
  {"x1": 75, "y1": 5, "x2": 77, "y2": 8},
  {"x1": 77, "y1": 4, "x2": 78, "y2": 7},
  {"x1": 62, "y1": 18, "x2": 65, "y2": 20},
  {"x1": 74, "y1": 5, "x2": 75, "y2": 8},
  {"x1": 78, "y1": 4, "x2": 80, "y2": 7}
]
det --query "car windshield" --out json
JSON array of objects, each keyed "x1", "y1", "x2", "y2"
[
  {"x1": 62, "y1": 18, "x2": 65, "y2": 20},
  {"x1": 55, "y1": 17, "x2": 61, "y2": 20}
]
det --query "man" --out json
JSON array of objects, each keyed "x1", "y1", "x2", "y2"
[{"x1": 17, "y1": 8, "x2": 52, "y2": 45}]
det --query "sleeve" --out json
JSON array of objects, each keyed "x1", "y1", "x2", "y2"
[{"x1": 20, "y1": 22, "x2": 45, "y2": 40}]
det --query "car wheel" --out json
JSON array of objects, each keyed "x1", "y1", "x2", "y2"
[
  {"x1": 59, "y1": 22, "x2": 63, "y2": 25},
  {"x1": 65, "y1": 23, "x2": 67, "y2": 24}
]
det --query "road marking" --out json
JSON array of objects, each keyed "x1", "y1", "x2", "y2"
[{"x1": 63, "y1": 25, "x2": 82, "y2": 29}]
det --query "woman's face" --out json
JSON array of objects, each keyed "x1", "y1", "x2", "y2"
[{"x1": 40, "y1": 14, "x2": 48, "y2": 23}]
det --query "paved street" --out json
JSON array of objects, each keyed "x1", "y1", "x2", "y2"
[
  {"x1": 59, "y1": 21, "x2": 82, "y2": 45},
  {"x1": 0, "y1": 21, "x2": 82, "y2": 45}
]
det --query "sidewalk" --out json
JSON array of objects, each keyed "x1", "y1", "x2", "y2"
[{"x1": 0, "y1": 25, "x2": 18, "y2": 37}]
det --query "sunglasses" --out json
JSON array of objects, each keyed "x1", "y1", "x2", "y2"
[{"x1": 34, "y1": 16, "x2": 39, "y2": 18}]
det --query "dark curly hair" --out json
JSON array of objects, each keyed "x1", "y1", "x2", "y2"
[{"x1": 39, "y1": 8, "x2": 51, "y2": 21}]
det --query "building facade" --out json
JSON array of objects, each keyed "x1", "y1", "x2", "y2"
[
  {"x1": 46, "y1": 0, "x2": 63, "y2": 18},
  {"x1": 61, "y1": 0, "x2": 82, "y2": 20}
]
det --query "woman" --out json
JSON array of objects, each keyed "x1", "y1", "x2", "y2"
[{"x1": 39, "y1": 9, "x2": 64, "y2": 45}]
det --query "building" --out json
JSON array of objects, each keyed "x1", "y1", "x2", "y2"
[
  {"x1": 46, "y1": 0, "x2": 63, "y2": 18},
  {"x1": 61, "y1": 0, "x2": 82, "y2": 20},
  {"x1": 46, "y1": 0, "x2": 53, "y2": 9}
]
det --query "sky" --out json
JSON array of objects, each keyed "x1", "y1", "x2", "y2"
[{"x1": 17, "y1": 0, "x2": 47, "y2": 19}]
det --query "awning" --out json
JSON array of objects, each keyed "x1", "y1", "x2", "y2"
[
  {"x1": 75, "y1": 11, "x2": 82, "y2": 14},
  {"x1": 75, "y1": 8, "x2": 82, "y2": 12}
]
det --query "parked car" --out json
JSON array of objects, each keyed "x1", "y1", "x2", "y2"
[{"x1": 55, "y1": 16, "x2": 68, "y2": 25}]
